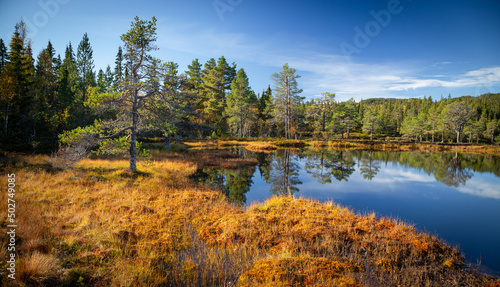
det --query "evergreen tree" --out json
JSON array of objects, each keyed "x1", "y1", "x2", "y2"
[
  {"x1": 0, "y1": 39, "x2": 7, "y2": 72},
  {"x1": 187, "y1": 58, "x2": 203, "y2": 88},
  {"x1": 362, "y1": 107, "x2": 381, "y2": 140},
  {"x1": 33, "y1": 42, "x2": 62, "y2": 146},
  {"x1": 1, "y1": 20, "x2": 35, "y2": 143},
  {"x1": 105, "y1": 65, "x2": 114, "y2": 89},
  {"x1": 225, "y1": 68, "x2": 254, "y2": 137},
  {"x1": 96, "y1": 69, "x2": 106, "y2": 92},
  {"x1": 485, "y1": 119, "x2": 499, "y2": 144},
  {"x1": 271, "y1": 63, "x2": 303, "y2": 139},
  {"x1": 318, "y1": 92, "x2": 335, "y2": 133},
  {"x1": 57, "y1": 43, "x2": 78, "y2": 125},
  {"x1": 60, "y1": 17, "x2": 161, "y2": 172},
  {"x1": 444, "y1": 103, "x2": 476, "y2": 143},
  {"x1": 76, "y1": 32, "x2": 95, "y2": 126},
  {"x1": 257, "y1": 85, "x2": 273, "y2": 137},
  {"x1": 114, "y1": 46, "x2": 123, "y2": 87},
  {"x1": 199, "y1": 56, "x2": 235, "y2": 136},
  {"x1": 330, "y1": 99, "x2": 358, "y2": 139}
]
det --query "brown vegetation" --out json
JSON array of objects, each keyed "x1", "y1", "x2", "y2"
[
  {"x1": 330, "y1": 140, "x2": 500, "y2": 156},
  {"x1": 0, "y1": 151, "x2": 498, "y2": 286}
]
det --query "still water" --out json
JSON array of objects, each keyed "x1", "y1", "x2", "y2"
[{"x1": 191, "y1": 148, "x2": 500, "y2": 276}]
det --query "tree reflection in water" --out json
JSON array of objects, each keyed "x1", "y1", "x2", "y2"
[
  {"x1": 304, "y1": 149, "x2": 355, "y2": 183},
  {"x1": 358, "y1": 151, "x2": 381, "y2": 180},
  {"x1": 268, "y1": 149, "x2": 302, "y2": 196},
  {"x1": 190, "y1": 148, "x2": 500, "y2": 205}
]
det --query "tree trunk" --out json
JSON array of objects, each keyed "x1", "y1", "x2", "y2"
[
  {"x1": 130, "y1": 96, "x2": 138, "y2": 172},
  {"x1": 322, "y1": 111, "x2": 326, "y2": 133},
  {"x1": 239, "y1": 114, "x2": 243, "y2": 138},
  {"x1": 4, "y1": 103, "x2": 8, "y2": 137},
  {"x1": 164, "y1": 133, "x2": 171, "y2": 150},
  {"x1": 347, "y1": 121, "x2": 350, "y2": 139}
]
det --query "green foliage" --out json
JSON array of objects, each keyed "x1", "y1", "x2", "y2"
[
  {"x1": 93, "y1": 136, "x2": 129, "y2": 156},
  {"x1": 58, "y1": 125, "x2": 98, "y2": 146},
  {"x1": 271, "y1": 63, "x2": 304, "y2": 139},
  {"x1": 225, "y1": 68, "x2": 256, "y2": 137},
  {"x1": 2, "y1": 16, "x2": 500, "y2": 155}
]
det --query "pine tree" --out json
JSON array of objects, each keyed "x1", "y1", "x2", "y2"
[
  {"x1": 362, "y1": 107, "x2": 381, "y2": 140},
  {"x1": 271, "y1": 63, "x2": 303, "y2": 139},
  {"x1": 485, "y1": 119, "x2": 499, "y2": 144},
  {"x1": 444, "y1": 103, "x2": 476, "y2": 143},
  {"x1": 330, "y1": 99, "x2": 358, "y2": 139},
  {"x1": 200, "y1": 56, "x2": 235, "y2": 136},
  {"x1": 318, "y1": 92, "x2": 335, "y2": 133},
  {"x1": 225, "y1": 68, "x2": 254, "y2": 137},
  {"x1": 187, "y1": 58, "x2": 203, "y2": 89}
]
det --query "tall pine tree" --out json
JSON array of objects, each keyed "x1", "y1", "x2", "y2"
[
  {"x1": 225, "y1": 68, "x2": 255, "y2": 137},
  {"x1": 271, "y1": 63, "x2": 303, "y2": 139}
]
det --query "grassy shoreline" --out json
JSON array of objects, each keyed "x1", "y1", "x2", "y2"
[
  {"x1": 1, "y1": 150, "x2": 499, "y2": 286},
  {"x1": 179, "y1": 138, "x2": 500, "y2": 157}
]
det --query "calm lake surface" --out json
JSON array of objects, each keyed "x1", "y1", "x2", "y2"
[{"x1": 191, "y1": 148, "x2": 500, "y2": 276}]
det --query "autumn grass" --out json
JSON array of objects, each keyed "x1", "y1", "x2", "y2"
[
  {"x1": 329, "y1": 140, "x2": 500, "y2": 156},
  {"x1": 0, "y1": 151, "x2": 498, "y2": 286},
  {"x1": 181, "y1": 138, "x2": 500, "y2": 157}
]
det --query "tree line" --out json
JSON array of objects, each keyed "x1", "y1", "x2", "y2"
[{"x1": 1, "y1": 18, "x2": 499, "y2": 169}]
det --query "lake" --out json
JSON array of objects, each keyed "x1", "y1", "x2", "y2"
[{"x1": 191, "y1": 148, "x2": 500, "y2": 277}]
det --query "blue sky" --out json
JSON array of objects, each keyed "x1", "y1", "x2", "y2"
[{"x1": 1, "y1": 0, "x2": 499, "y2": 101}]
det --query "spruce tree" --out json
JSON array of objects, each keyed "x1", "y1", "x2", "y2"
[
  {"x1": 0, "y1": 39, "x2": 7, "y2": 72},
  {"x1": 76, "y1": 33, "x2": 95, "y2": 126},
  {"x1": 114, "y1": 46, "x2": 123, "y2": 87},
  {"x1": 57, "y1": 43, "x2": 78, "y2": 123},
  {"x1": 1, "y1": 20, "x2": 35, "y2": 143}
]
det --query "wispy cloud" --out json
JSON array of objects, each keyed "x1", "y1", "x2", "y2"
[
  {"x1": 154, "y1": 22, "x2": 499, "y2": 100},
  {"x1": 456, "y1": 178, "x2": 500, "y2": 200},
  {"x1": 371, "y1": 168, "x2": 435, "y2": 185},
  {"x1": 388, "y1": 67, "x2": 500, "y2": 91}
]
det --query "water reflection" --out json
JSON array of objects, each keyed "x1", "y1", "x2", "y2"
[
  {"x1": 304, "y1": 150, "x2": 355, "y2": 183},
  {"x1": 190, "y1": 148, "x2": 500, "y2": 205},
  {"x1": 358, "y1": 151, "x2": 381, "y2": 180}
]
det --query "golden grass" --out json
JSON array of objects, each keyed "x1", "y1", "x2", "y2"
[
  {"x1": 15, "y1": 252, "x2": 60, "y2": 285},
  {"x1": 0, "y1": 152, "x2": 498, "y2": 286},
  {"x1": 183, "y1": 139, "x2": 500, "y2": 157},
  {"x1": 330, "y1": 140, "x2": 500, "y2": 156}
]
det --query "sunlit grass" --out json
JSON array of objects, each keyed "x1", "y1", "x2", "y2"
[{"x1": 0, "y1": 151, "x2": 498, "y2": 286}]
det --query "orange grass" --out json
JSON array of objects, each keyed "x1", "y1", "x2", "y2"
[
  {"x1": 330, "y1": 140, "x2": 500, "y2": 156},
  {"x1": 0, "y1": 152, "x2": 498, "y2": 286}
]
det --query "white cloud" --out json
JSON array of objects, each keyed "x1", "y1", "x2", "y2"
[
  {"x1": 389, "y1": 67, "x2": 500, "y2": 91},
  {"x1": 457, "y1": 180, "x2": 500, "y2": 200},
  {"x1": 153, "y1": 22, "x2": 500, "y2": 100}
]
